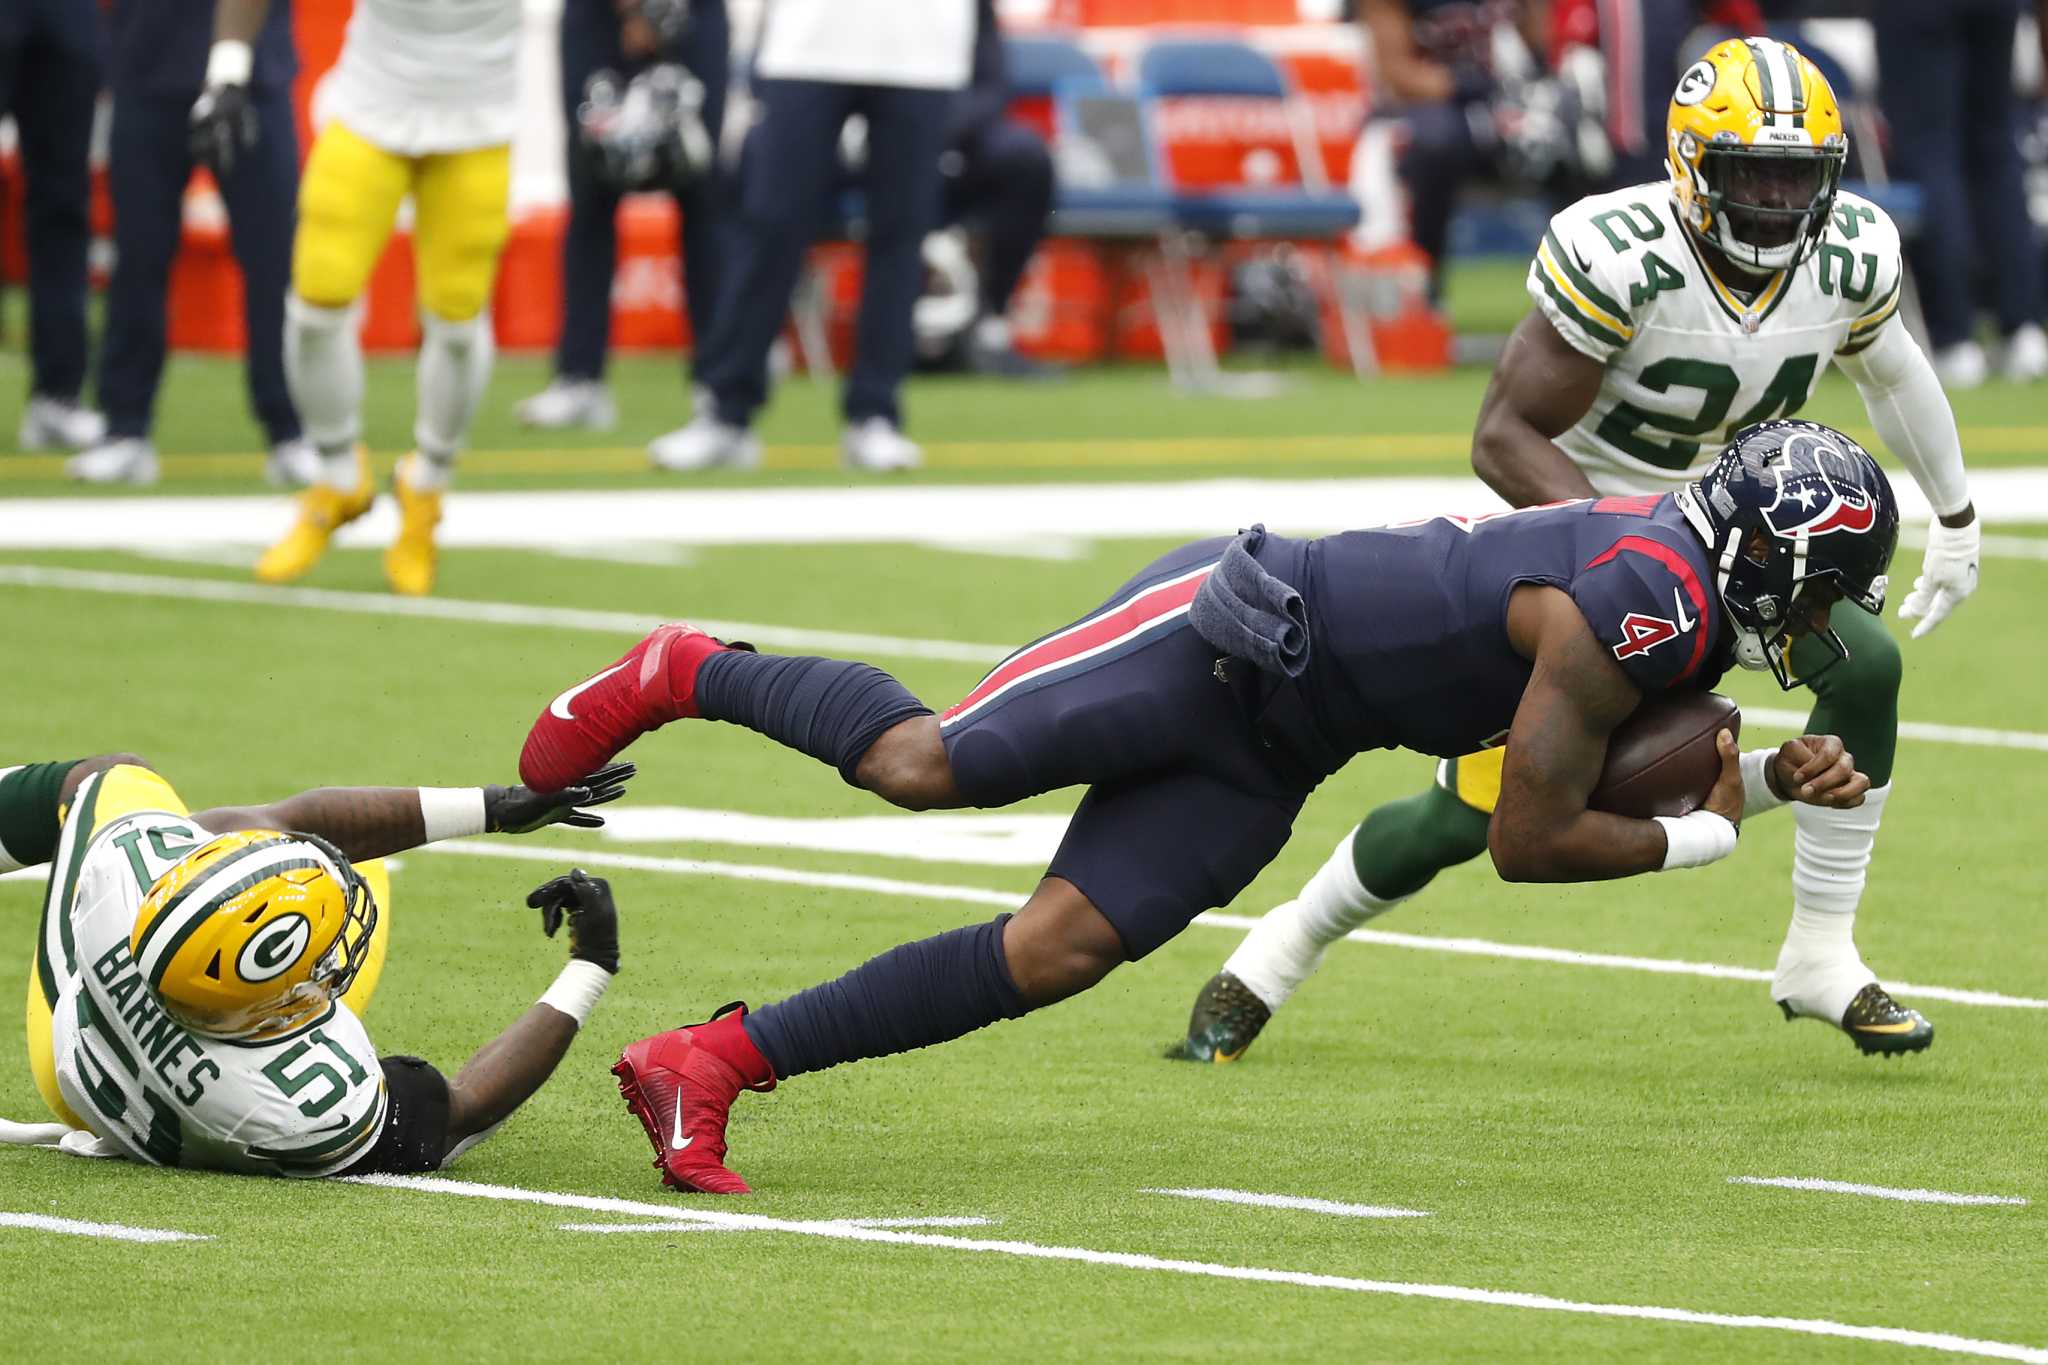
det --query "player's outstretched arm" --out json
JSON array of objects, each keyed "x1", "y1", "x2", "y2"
[
  {"x1": 190, "y1": 763, "x2": 635, "y2": 860},
  {"x1": 444, "y1": 872, "x2": 622, "y2": 1145},
  {"x1": 340, "y1": 872, "x2": 621, "y2": 1176},
  {"x1": 1469, "y1": 312, "x2": 1606, "y2": 509},
  {"x1": 1833, "y1": 320, "x2": 1978, "y2": 637},
  {"x1": 1489, "y1": 586, "x2": 1740, "y2": 881}
]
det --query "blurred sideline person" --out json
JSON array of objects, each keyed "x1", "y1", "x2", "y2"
[
  {"x1": 516, "y1": 0, "x2": 730, "y2": 431},
  {"x1": 1548, "y1": 0, "x2": 1763, "y2": 189},
  {"x1": 1175, "y1": 38, "x2": 1979, "y2": 1066},
  {"x1": 2, "y1": 0, "x2": 107, "y2": 453},
  {"x1": 647, "y1": 0, "x2": 974, "y2": 474},
  {"x1": 68, "y1": 0, "x2": 315, "y2": 488},
  {"x1": 0, "y1": 752, "x2": 630, "y2": 1176},
  {"x1": 931, "y1": 0, "x2": 1057, "y2": 378},
  {"x1": 210, "y1": 0, "x2": 521, "y2": 596},
  {"x1": 1350, "y1": 0, "x2": 1602, "y2": 301},
  {"x1": 1874, "y1": 0, "x2": 2047, "y2": 387}
]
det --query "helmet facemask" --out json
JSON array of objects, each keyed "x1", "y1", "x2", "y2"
[{"x1": 1698, "y1": 142, "x2": 1843, "y2": 272}]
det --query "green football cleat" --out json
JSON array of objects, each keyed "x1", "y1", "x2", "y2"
[
  {"x1": 1165, "y1": 971, "x2": 1272, "y2": 1063},
  {"x1": 1780, "y1": 981, "x2": 1933, "y2": 1058}
]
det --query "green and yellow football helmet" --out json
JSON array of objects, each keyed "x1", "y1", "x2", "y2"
[
  {"x1": 1667, "y1": 36, "x2": 1846, "y2": 272},
  {"x1": 130, "y1": 829, "x2": 378, "y2": 1041}
]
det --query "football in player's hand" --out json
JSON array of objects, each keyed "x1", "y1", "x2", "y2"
[{"x1": 1590, "y1": 692, "x2": 1742, "y2": 819}]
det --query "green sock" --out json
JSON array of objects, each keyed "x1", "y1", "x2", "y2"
[
  {"x1": 0, "y1": 760, "x2": 84, "y2": 872},
  {"x1": 1349, "y1": 782, "x2": 1493, "y2": 901}
]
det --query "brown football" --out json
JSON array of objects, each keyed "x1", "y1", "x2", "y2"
[{"x1": 1589, "y1": 692, "x2": 1742, "y2": 819}]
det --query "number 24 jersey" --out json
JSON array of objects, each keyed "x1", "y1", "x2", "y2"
[{"x1": 1528, "y1": 183, "x2": 1903, "y2": 495}]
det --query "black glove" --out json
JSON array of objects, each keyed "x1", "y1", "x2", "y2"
[
  {"x1": 485, "y1": 762, "x2": 634, "y2": 834},
  {"x1": 190, "y1": 83, "x2": 256, "y2": 178},
  {"x1": 526, "y1": 868, "x2": 620, "y2": 974}
]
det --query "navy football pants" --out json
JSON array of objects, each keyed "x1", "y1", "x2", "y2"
[
  {"x1": 97, "y1": 88, "x2": 300, "y2": 444},
  {"x1": 939, "y1": 538, "x2": 1312, "y2": 959}
]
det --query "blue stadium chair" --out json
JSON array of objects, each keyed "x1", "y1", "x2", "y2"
[
  {"x1": 1132, "y1": 37, "x2": 1373, "y2": 383},
  {"x1": 1133, "y1": 38, "x2": 1361, "y2": 241},
  {"x1": 1005, "y1": 34, "x2": 1177, "y2": 239}
]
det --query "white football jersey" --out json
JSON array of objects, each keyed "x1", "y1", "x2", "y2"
[
  {"x1": 43, "y1": 804, "x2": 387, "y2": 1178},
  {"x1": 1528, "y1": 183, "x2": 1904, "y2": 496},
  {"x1": 324, "y1": 0, "x2": 523, "y2": 154}
]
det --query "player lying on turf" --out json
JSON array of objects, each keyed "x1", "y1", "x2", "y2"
[
  {"x1": 517, "y1": 419, "x2": 1894, "y2": 1194},
  {"x1": 0, "y1": 755, "x2": 629, "y2": 1177},
  {"x1": 1174, "y1": 36, "x2": 1975, "y2": 1065}
]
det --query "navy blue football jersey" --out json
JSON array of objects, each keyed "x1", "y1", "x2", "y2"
[{"x1": 1262, "y1": 494, "x2": 1724, "y2": 767}]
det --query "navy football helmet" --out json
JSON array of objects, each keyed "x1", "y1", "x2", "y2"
[{"x1": 1675, "y1": 420, "x2": 1899, "y2": 690}]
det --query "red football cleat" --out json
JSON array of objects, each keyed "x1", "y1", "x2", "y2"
[
  {"x1": 520, "y1": 622, "x2": 735, "y2": 792},
  {"x1": 612, "y1": 1003, "x2": 776, "y2": 1195}
]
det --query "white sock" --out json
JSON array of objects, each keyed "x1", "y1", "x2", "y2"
[
  {"x1": 397, "y1": 449, "x2": 455, "y2": 493},
  {"x1": 414, "y1": 311, "x2": 494, "y2": 464},
  {"x1": 1223, "y1": 831, "x2": 1407, "y2": 1011},
  {"x1": 1774, "y1": 782, "x2": 1890, "y2": 1019},
  {"x1": 284, "y1": 295, "x2": 364, "y2": 465},
  {"x1": 973, "y1": 314, "x2": 1012, "y2": 351}
]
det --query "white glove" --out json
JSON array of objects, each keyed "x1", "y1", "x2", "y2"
[{"x1": 1898, "y1": 516, "x2": 1980, "y2": 639}]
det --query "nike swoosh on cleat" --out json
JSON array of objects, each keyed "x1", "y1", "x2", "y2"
[
  {"x1": 549, "y1": 663, "x2": 629, "y2": 721},
  {"x1": 671, "y1": 1097, "x2": 692, "y2": 1151},
  {"x1": 1851, "y1": 1020, "x2": 1921, "y2": 1034}
]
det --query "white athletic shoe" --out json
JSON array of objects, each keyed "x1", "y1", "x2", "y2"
[
  {"x1": 265, "y1": 436, "x2": 322, "y2": 488},
  {"x1": 1932, "y1": 341, "x2": 1988, "y2": 391},
  {"x1": 1771, "y1": 938, "x2": 1876, "y2": 1030},
  {"x1": 64, "y1": 437, "x2": 159, "y2": 485},
  {"x1": 18, "y1": 396, "x2": 107, "y2": 452},
  {"x1": 841, "y1": 417, "x2": 922, "y2": 473},
  {"x1": 2002, "y1": 323, "x2": 2048, "y2": 384},
  {"x1": 517, "y1": 378, "x2": 618, "y2": 431},
  {"x1": 648, "y1": 414, "x2": 761, "y2": 472}
]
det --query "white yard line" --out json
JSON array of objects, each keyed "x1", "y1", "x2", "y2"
[
  {"x1": 0, "y1": 564, "x2": 1000, "y2": 665},
  {"x1": 1729, "y1": 1177, "x2": 2029, "y2": 1208},
  {"x1": 560, "y1": 1215, "x2": 997, "y2": 1235},
  {"x1": 0, "y1": 1211, "x2": 211, "y2": 1244},
  {"x1": 1144, "y1": 1188, "x2": 1429, "y2": 1219},
  {"x1": 7, "y1": 561, "x2": 2048, "y2": 756},
  {"x1": 419, "y1": 842, "x2": 2048, "y2": 1012},
  {"x1": 348, "y1": 1174, "x2": 2048, "y2": 1363}
]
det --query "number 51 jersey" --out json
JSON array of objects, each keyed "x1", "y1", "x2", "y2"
[
  {"x1": 1528, "y1": 183, "x2": 1902, "y2": 495},
  {"x1": 43, "y1": 787, "x2": 387, "y2": 1177}
]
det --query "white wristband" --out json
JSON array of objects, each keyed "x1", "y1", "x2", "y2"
[
  {"x1": 206, "y1": 40, "x2": 254, "y2": 87},
  {"x1": 1653, "y1": 810, "x2": 1738, "y2": 871},
  {"x1": 538, "y1": 959, "x2": 611, "y2": 1026},
  {"x1": 1739, "y1": 748, "x2": 1789, "y2": 818},
  {"x1": 418, "y1": 787, "x2": 488, "y2": 842}
]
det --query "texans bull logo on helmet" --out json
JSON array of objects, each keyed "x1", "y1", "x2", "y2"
[{"x1": 1761, "y1": 430, "x2": 1879, "y2": 539}]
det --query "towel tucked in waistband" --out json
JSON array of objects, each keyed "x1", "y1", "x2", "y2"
[{"x1": 1190, "y1": 525, "x2": 1310, "y2": 679}]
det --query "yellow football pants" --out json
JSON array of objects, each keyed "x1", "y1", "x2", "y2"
[
  {"x1": 1436, "y1": 746, "x2": 1507, "y2": 816},
  {"x1": 293, "y1": 120, "x2": 511, "y2": 322},
  {"x1": 26, "y1": 765, "x2": 393, "y2": 1126}
]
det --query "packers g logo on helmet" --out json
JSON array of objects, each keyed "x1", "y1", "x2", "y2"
[
  {"x1": 1666, "y1": 37, "x2": 1846, "y2": 272},
  {"x1": 130, "y1": 830, "x2": 378, "y2": 1041}
]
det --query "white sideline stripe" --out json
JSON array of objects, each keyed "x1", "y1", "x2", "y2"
[
  {"x1": 349, "y1": 1174, "x2": 2048, "y2": 1362},
  {"x1": 560, "y1": 1215, "x2": 997, "y2": 1235},
  {"x1": 1145, "y1": 1188, "x2": 1429, "y2": 1219},
  {"x1": 6, "y1": 560, "x2": 2048, "y2": 756},
  {"x1": 419, "y1": 842, "x2": 2048, "y2": 1012},
  {"x1": 10, "y1": 470, "x2": 2048, "y2": 550},
  {"x1": 0, "y1": 565, "x2": 1003, "y2": 666},
  {"x1": 432, "y1": 839, "x2": 1018, "y2": 908},
  {"x1": 1746, "y1": 707, "x2": 2048, "y2": 754},
  {"x1": 0, "y1": 1211, "x2": 211, "y2": 1244},
  {"x1": 1730, "y1": 1177, "x2": 2029, "y2": 1207},
  {"x1": 1903, "y1": 527, "x2": 2048, "y2": 562}
]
